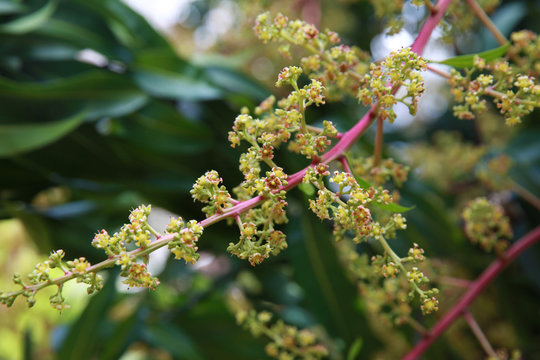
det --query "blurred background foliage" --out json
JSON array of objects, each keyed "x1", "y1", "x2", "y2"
[{"x1": 0, "y1": 0, "x2": 539, "y2": 359}]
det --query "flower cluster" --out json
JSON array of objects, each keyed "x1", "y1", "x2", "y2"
[
  {"x1": 462, "y1": 197, "x2": 513, "y2": 252},
  {"x1": 94, "y1": 205, "x2": 152, "y2": 253},
  {"x1": 304, "y1": 168, "x2": 404, "y2": 243},
  {"x1": 229, "y1": 70, "x2": 338, "y2": 183},
  {"x1": 336, "y1": 238, "x2": 439, "y2": 322},
  {"x1": 450, "y1": 54, "x2": 540, "y2": 126},
  {"x1": 254, "y1": 12, "x2": 370, "y2": 98},
  {"x1": 441, "y1": 0, "x2": 500, "y2": 40},
  {"x1": 227, "y1": 192, "x2": 289, "y2": 266},
  {"x1": 508, "y1": 30, "x2": 540, "y2": 76},
  {"x1": 191, "y1": 170, "x2": 233, "y2": 216},
  {"x1": 368, "y1": 0, "x2": 407, "y2": 35},
  {"x1": 0, "y1": 205, "x2": 202, "y2": 309},
  {"x1": 487, "y1": 349, "x2": 522, "y2": 360},
  {"x1": 223, "y1": 110, "x2": 294, "y2": 265},
  {"x1": 350, "y1": 156, "x2": 410, "y2": 187},
  {"x1": 0, "y1": 250, "x2": 103, "y2": 311},
  {"x1": 92, "y1": 205, "x2": 160, "y2": 289},
  {"x1": 407, "y1": 132, "x2": 486, "y2": 191},
  {"x1": 372, "y1": 245, "x2": 439, "y2": 316},
  {"x1": 220, "y1": 54, "x2": 347, "y2": 267},
  {"x1": 476, "y1": 154, "x2": 513, "y2": 191},
  {"x1": 302, "y1": 157, "x2": 439, "y2": 314},
  {"x1": 236, "y1": 309, "x2": 328, "y2": 359},
  {"x1": 165, "y1": 217, "x2": 203, "y2": 265},
  {"x1": 358, "y1": 48, "x2": 427, "y2": 122}
]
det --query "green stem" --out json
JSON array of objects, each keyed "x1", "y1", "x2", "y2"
[
  {"x1": 290, "y1": 80, "x2": 307, "y2": 133},
  {"x1": 145, "y1": 224, "x2": 162, "y2": 238},
  {"x1": 4, "y1": 233, "x2": 175, "y2": 299},
  {"x1": 378, "y1": 235, "x2": 425, "y2": 297}
]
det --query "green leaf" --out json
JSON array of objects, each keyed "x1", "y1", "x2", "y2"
[
  {"x1": 204, "y1": 67, "x2": 269, "y2": 100},
  {"x1": 298, "y1": 182, "x2": 315, "y2": 196},
  {"x1": 372, "y1": 202, "x2": 415, "y2": 213},
  {"x1": 56, "y1": 275, "x2": 117, "y2": 360},
  {"x1": 80, "y1": 0, "x2": 174, "y2": 50},
  {"x1": 132, "y1": 69, "x2": 222, "y2": 101},
  {"x1": 353, "y1": 175, "x2": 372, "y2": 189},
  {"x1": 0, "y1": 0, "x2": 58, "y2": 34},
  {"x1": 4, "y1": 203, "x2": 53, "y2": 253},
  {"x1": 116, "y1": 103, "x2": 213, "y2": 155},
  {"x1": 0, "y1": 72, "x2": 147, "y2": 119},
  {"x1": 344, "y1": 153, "x2": 372, "y2": 189},
  {"x1": 287, "y1": 206, "x2": 379, "y2": 352},
  {"x1": 24, "y1": 43, "x2": 80, "y2": 61},
  {"x1": 0, "y1": 71, "x2": 138, "y2": 99},
  {"x1": 0, "y1": 112, "x2": 85, "y2": 157},
  {"x1": 142, "y1": 324, "x2": 205, "y2": 360},
  {"x1": 347, "y1": 337, "x2": 363, "y2": 360},
  {"x1": 434, "y1": 42, "x2": 510, "y2": 68},
  {"x1": 100, "y1": 311, "x2": 141, "y2": 360},
  {"x1": 37, "y1": 19, "x2": 118, "y2": 58},
  {"x1": 85, "y1": 94, "x2": 148, "y2": 119},
  {"x1": 347, "y1": 165, "x2": 412, "y2": 212}
]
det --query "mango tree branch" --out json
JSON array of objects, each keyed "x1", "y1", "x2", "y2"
[
  {"x1": 2, "y1": 0, "x2": 454, "y2": 305},
  {"x1": 402, "y1": 225, "x2": 540, "y2": 360}
]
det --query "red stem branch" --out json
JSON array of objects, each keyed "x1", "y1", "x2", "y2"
[
  {"x1": 339, "y1": 155, "x2": 353, "y2": 175},
  {"x1": 463, "y1": 311, "x2": 498, "y2": 358},
  {"x1": 403, "y1": 225, "x2": 540, "y2": 360},
  {"x1": 411, "y1": 0, "x2": 451, "y2": 54}
]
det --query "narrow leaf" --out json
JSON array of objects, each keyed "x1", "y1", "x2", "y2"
[
  {"x1": 373, "y1": 202, "x2": 415, "y2": 213},
  {"x1": 347, "y1": 338, "x2": 363, "y2": 360},
  {"x1": 434, "y1": 42, "x2": 510, "y2": 68},
  {"x1": 298, "y1": 182, "x2": 316, "y2": 196},
  {"x1": 0, "y1": 112, "x2": 85, "y2": 157},
  {"x1": 354, "y1": 175, "x2": 372, "y2": 189},
  {"x1": 0, "y1": 0, "x2": 57, "y2": 34},
  {"x1": 133, "y1": 69, "x2": 221, "y2": 101}
]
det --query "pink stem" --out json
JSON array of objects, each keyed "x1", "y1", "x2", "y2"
[
  {"x1": 410, "y1": 0, "x2": 451, "y2": 54},
  {"x1": 403, "y1": 225, "x2": 540, "y2": 360},
  {"x1": 339, "y1": 156, "x2": 353, "y2": 175},
  {"x1": 426, "y1": 64, "x2": 451, "y2": 79}
]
